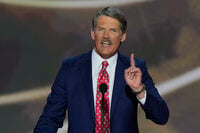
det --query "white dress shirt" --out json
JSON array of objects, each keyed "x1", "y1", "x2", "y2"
[{"x1": 92, "y1": 49, "x2": 146, "y2": 112}]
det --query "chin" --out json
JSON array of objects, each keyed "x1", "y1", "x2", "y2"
[{"x1": 102, "y1": 53, "x2": 114, "y2": 59}]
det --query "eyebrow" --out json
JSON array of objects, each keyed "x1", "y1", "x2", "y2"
[{"x1": 96, "y1": 26, "x2": 119, "y2": 30}]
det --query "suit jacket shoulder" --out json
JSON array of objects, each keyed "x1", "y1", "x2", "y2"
[
  {"x1": 118, "y1": 52, "x2": 146, "y2": 71},
  {"x1": 62, "y1": 51, "x2": 91, "y2": 67}
]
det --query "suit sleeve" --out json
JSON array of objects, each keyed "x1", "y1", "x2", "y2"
[
  {"x1": 34, "y1": 61, "x2": 68, "y2": 133},
  {"x1": 140, "y1": 61, "x2": 169, "y2": 125}
]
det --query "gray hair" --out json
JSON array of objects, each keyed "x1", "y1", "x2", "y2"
[{"x1": 92, "y1": 7, "x2": 127, "y2": 34}]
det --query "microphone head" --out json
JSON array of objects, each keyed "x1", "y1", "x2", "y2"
[{"x1": 99, "y1": 83, "x2": 108, "y2": 94}]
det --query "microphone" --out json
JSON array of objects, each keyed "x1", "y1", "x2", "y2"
[
  {"x1": 99, "y1": 83, "x2": 108, "y2": 95},
  {"x1": 99, "y1": 83, "x2": 108, "y2": 133}
]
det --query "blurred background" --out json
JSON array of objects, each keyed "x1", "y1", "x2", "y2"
[{"x1": 0, "y1": 0, "x2": 200, "y2": 132}]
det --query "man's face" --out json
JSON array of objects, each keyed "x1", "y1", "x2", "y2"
[{"x1": 91, "y1": 16, "x2": 126, "y2": 59}]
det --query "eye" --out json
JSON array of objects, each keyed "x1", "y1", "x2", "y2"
[
  {"x1": 111, "y1": 28, "x2": 117, "y2": 32},
  {"x1": 97, "y1": 27, "x2": 104, "y2": 31}
]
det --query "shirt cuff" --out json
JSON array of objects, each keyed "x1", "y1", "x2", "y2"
[{"x1": 137, "y1": 91, "x2": 146, "y2": 105}]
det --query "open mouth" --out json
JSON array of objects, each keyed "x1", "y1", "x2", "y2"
[
  {"x1": 102, "y1": 41, "x2": 111, "y2": 45},
  {"x1": 101, "y1": 39, "x2": 112, "y2": 46}
]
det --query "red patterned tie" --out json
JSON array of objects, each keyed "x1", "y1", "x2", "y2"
[{"x1": 95, "y1": 61, "x2": 110, "y2": 133}]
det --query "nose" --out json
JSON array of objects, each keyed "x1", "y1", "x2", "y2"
[{"x1": 103, "y1": 30, "x2": 109, "y2": 38}]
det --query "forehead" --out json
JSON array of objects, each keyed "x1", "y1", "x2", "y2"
[{"x1": 96, "y1": 16, "x2": 120, "y2": 28}]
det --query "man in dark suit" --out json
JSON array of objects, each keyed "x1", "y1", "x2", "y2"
[{"x1": 34, "y1": 7, "x2": 169, "y2": 133}]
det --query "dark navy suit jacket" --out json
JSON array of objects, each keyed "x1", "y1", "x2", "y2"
[{"x1": 34, "y1": 50, "x2": 169, "y2": 133}]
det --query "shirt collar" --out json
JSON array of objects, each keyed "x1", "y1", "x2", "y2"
[{"x1": 92, "y1": 49, "x2": 118, "y2": 69}]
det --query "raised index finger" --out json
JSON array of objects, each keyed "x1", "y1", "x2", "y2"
[{"x1": 130, "y1": 53, "x2": 136, "y2": 67}]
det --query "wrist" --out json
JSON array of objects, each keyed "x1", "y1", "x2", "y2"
[
  {"x1": 136, "y1": 90, "x2": 146, "y2": 99},
  {"x1": 133, "y1": 84, "x2": 146, "y2": 95}
]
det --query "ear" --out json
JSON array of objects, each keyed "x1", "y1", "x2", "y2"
[
  {"x1": 120, "y1": 33, "x2": 126, "y2": 42},
  {"x1": 91, "y1": 29, "x2": 95, "y2": 40}
]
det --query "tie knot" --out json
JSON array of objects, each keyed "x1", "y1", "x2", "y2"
[{"x1": 102, "y1": 61, "x2": 108, "y2": 70}]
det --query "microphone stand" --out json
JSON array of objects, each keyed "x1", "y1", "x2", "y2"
[
  {"x1": 101, "y1": 93, "x2": 105, "y2": 133},
  {"x1": 99, "y1": 83, "x2": 107, "y2": 133}
]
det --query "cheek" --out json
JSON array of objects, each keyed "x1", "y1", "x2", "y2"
[
  {"x1": 94, "y1": 35, "x2": 102, "y2": 42},
  {"x1": 112, "y1": 37, "x2": 122, "y2": 44}
]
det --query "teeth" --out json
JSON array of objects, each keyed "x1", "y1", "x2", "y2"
[
  {"x1": 103, "y1": 42, "x2": 109, "y2": 45},
  {"x1": 101, "y1": 39, "x2": 112, "y2": 45},
  {"x1": 102, "y1": 41, "x2": 111, "y2": 45}
]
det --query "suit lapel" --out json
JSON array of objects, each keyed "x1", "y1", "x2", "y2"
[
  {"x1": 79, "y1": 51, "x2": 95, "y2": 123},
  {"x1": 110, "y1": 53, "x2": 127, "y2": 119}
]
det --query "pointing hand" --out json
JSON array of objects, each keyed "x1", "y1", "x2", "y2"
[{"x1": 124, "y1": 54, "x2": 145, "y2": 97}]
